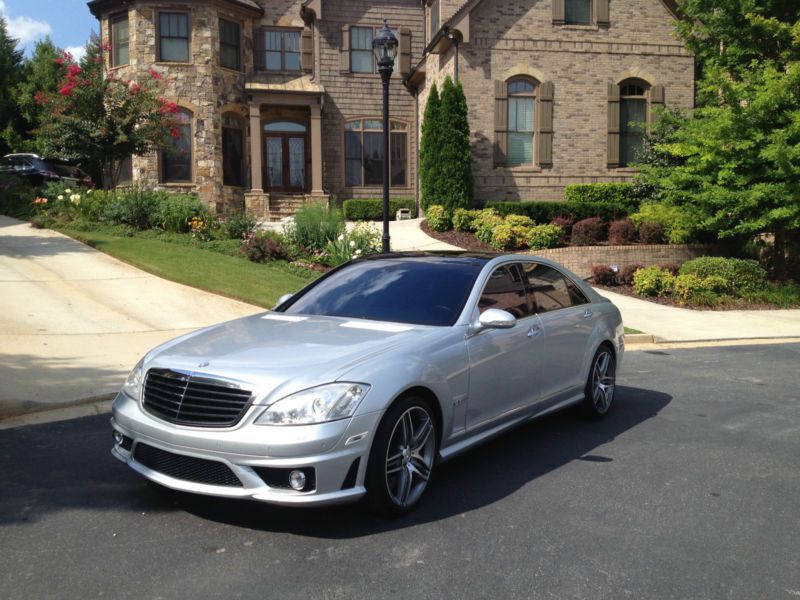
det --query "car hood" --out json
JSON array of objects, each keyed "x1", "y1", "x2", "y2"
[{"x1": 143, "y1": 312, "x2": 437, "y2": 404}]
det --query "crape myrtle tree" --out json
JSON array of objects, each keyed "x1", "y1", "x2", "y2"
[
  {"x1": 435, "y1": 76, "x2": 474, "y2": 213},
  {"x1": 636, "y1": 0, "x2": 800, "y2": 279},
  {"x1": 36, "y1": 37, "x2": 180, "y2": 189},
  {"x1": 419, "y1": 82, "x2": 442, "y2": 211}
]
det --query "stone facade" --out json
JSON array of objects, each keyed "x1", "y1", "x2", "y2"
[
  {"x1": 89, "y1": 0, "x2": 693, "y2": 215},
  {"x1": 414, "y1": 0, "x2": 694, "y2": 201}
]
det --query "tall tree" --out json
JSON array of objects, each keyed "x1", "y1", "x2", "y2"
[
  {"x1": 0, "y1": 16, "x2": 25, "y2": 155},
  {"x1": 419, "y1": 83, "x2": 441, "y2": 211},
  {"x1": 36, "y1": 39, "x2": 179, "y2": 189},
  {"x1": 13, "y1": 37, "x2": 64, "y2": 152},
  {"x1": 636, "y1": 1, "x2": 800, "y2": 278},
  {"x1": 436, "y1": 76, "x2": 473, "y2": 212}
]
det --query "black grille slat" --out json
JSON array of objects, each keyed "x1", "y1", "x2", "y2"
[
  {"x1": 143, "y1": 369, "x2": 253, "y2": 427},
  {"x1": 134, "y1": 444, "x2": 242, "y2": 487},
  {"x1": 180, "y1": 393, "x2": 252, "y2": 406}
]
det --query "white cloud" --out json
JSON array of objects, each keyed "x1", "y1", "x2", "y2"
[
  {"x1": 65, "y1": 45, "x2": 87, "y2": 63},
  {"x1": 0, "y1": 1, "x2": 53, "y2": 49}
]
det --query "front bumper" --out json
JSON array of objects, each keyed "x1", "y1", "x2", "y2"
[{"x1": 111, "y1": 391, "x2": 382, "y2": 506}]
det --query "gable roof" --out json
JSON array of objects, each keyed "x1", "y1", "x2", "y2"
[{"x1": 87, "y1": 0, "x2": 264, "y2": 18}]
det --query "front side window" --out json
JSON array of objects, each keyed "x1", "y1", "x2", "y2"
[
  {"x1": 260, "y1": 29, "x2": 300, "y2": 72},
  {"x1": 350, "y1": 27, "x2": 373, "y2": 73},
  {"x1": 219, "y1": 19, "x2": 241, "y2": 71},
  {"x1": 222, "y1": 114, "x2": 243, "y2": 187},
  {"x1": 478, "y1": 264, "x2": 531, "y2": 319},
  {"x1": 161, "y1": 109, "x2": 192, "y2": 183},
  {"x1": 521, "y1": 263, "x2": 577, "y2": 313},
  {"x1": 344, "y1": 119, "x2": 407, "y2": 187},
  {"x1": 620, "y1": 81, "x2": 648, "y2": 167},
  {"x1": 111, "y1": 13, "x2": 129, "y2": 66},
  {"x1": 282, "y1": 257, "x2": 486, "y2": 326},
  {"x1": 507, "y1": 79, "x2": 536, "y2": 165},
  {"x1": 159, "y1": 12, "x2": 190, "y2": 62},
  {"x1": 565, "y1": 0, "x2": 592, "y2": 24}
]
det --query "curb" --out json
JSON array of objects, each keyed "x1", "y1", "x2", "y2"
[{"x1": 625, "y1": 333, "x2": 656, "y2": 345}]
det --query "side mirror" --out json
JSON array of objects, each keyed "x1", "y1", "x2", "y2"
[
  {"x1": 476, "y1": 308, "x2": 517, "y2": 331},
  {"x1": 275, "y1": 293, "x2": 294, "y2": 309}
]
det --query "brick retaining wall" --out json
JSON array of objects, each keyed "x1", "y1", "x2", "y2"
[{"x1": 529, "y1": 244, "x2": 724, "y2": 279}]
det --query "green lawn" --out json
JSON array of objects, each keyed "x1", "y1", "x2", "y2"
[
  {"x1": 624, "y1": 327, "x2": 643, "y2": 334},
  {"x1": 61, "y1": 228, "x2": 317, "y2": 308}
]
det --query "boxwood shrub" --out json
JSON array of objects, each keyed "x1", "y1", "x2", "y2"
[
  {"x1": 343, "y1": 198, "x2": 417, "y2": 221},
  {"x1": 678, "y1": 257, "x2": 767, "y2": 294},
  {"x1": 488, "y1": 197, "x2": 636, "y2": 224}
]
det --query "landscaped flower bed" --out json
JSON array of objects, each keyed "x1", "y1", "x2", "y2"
[{"x1": 593, "y1": 257, "x2": 800, "y2": 309}]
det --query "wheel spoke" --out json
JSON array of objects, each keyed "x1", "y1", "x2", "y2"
[
  {"x1": 401, "y1": 412, "x2": 413, "y2": 446},
  {"x1": 409, "y1": 457, "x2": 431, "y2": 482},
  {"x1": 386, "y1": 452, "x2": 403, "y2": 474},
  {"x1": 397, "y1": 465, "x2": 413, "y2": 505},
  {"x1": 597, "y1": 352, "x2": 609, "y2": 376},
  {"x1": 411, "y1": 417, "x2": 432, "y2": 452}
]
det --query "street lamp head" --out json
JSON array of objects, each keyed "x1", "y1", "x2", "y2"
[{"x1": 372, "y1": 19, "x2": 398, "y2": 71}]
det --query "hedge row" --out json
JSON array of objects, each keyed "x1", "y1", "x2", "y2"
[{"x1": 343, "y1": 198, "x2": 417, "y2": 221}]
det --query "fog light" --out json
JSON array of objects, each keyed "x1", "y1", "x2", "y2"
[
  {"x1": 289, "y1": 470, "x2": 307, "y2": 491},
  {"x1": 113, "y1": 431, "x2": 123, "y2": 445}
]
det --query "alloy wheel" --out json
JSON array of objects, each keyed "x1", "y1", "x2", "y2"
[
  {"x1": 591, "y1": 350, "x2": 615, "y2": 414},
  {"x1": 384, "y1": 406, "x2": 436, "y2": 508}
]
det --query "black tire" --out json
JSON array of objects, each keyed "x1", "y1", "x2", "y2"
[
  {"x1": 365, "y1": 396, "x2": 438, "y2": 516},
  {"x1": 581, "y1": 345, "x2": 616, "y2": 419}
]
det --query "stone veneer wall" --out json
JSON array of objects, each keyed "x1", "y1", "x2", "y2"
[
  {"x1": 530, "y1": 244, "x2": 724, "y2": 279},
  {"x1": 418, "y1": 0, "x2": 694, "y2": 202},
  {"x1": 99, "y1": 2, "x2": 255, "y2": 213}
]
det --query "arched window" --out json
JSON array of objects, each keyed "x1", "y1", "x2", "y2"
[
  {"x1": 507, "y1": 78, "x2": 537, "y2": 165},
  {"x1": 619, "y1": 79, "x2": 648, "y2": 167},
  {"x1": 344, "y1": 119, "x2": 408, "y2": 187},
  {"x1": 222, "y1": 113, "x2": 244, "y2": 187},
  {"x1": 161, "y1": 108, "x2": 192, "y2": 183}
]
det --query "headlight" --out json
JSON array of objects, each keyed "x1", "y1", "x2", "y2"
[
  {"x1": 255, "y1": 383, "x2": 370, "y2": 426},
  {"x1": 122, "y1": 358, "x2": 145, "y2": 399}
]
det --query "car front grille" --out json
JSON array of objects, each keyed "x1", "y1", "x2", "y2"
[
  {"x1": 133, "y1": 443, "x2": 243, "y2": 487},
  {"x1": 142, "y1": 369, "x2": 253, "y2": 428}
]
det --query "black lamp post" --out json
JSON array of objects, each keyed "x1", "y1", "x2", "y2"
[{"x1": 372, "y1": 19, "x2": 398, "y2": 253}]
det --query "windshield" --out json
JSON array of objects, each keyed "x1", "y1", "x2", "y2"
[{"x1": 281, "y1": 257, "x2": 486, "y2": 326}]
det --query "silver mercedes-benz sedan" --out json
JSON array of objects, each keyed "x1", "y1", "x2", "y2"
[{"x1": 111, "y1": 252, "x2": 624, "y2": 514}]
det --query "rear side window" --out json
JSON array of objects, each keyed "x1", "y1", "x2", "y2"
[
  {"x1": 478, "y1": 264, "x2": 531, "y2": 319},
  {"x1": 521, "y1": 263, "x2": 579, "y2": 313}
]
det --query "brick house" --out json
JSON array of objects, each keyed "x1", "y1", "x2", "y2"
[{"x1": 87, "y1": 0, "x2": 692, "y2": 216}]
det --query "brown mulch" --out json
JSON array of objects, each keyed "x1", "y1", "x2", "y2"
[{"x1": 420, "y1": 220, "x2": 495, "y2": 252}]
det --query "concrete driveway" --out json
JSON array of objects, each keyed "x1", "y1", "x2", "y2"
[{"x1": 0, "y1": 216, "x2": 261, "y2": 418}]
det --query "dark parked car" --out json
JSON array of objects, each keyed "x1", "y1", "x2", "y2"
[{"x1": 0, "y1": 154, "x2": 93, "y2": 188}]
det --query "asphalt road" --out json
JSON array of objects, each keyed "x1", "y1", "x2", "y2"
[{"x1": 2, "y1": 343, "x2": 799, "y2": 600}]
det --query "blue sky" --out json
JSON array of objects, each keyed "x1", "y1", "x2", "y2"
[{"x1": 0, "y1": 0, "x2": 97, "y2": 59}]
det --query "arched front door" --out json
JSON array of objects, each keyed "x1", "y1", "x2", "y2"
[{"x1": 263, "y1": 121, "x2": 308, "y2": 193}]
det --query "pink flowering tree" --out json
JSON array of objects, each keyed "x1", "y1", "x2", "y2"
[{"x1": 36, "y1": 38, "x2": 180, "y2": 189}]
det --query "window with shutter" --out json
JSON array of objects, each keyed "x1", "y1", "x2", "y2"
[
  {"x1": 507, "y1": 79, "x2": 536, "y2": 165},
  {"x1": 399, "y1": 28, "x2": 411, "y2": 76},
  {"x1": 537, "y1": 81, "x2": 554, "y2": 167},
  {"x1": 607, "y1": 83, "x2": 620, "y2": 168},
  {"x1": 340, "y1": 25, "x2": 350, "y2": 73}
]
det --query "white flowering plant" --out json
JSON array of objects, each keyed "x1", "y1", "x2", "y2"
[{"x1": 323, "y1": 223, "x2": 381, "y2": 267}]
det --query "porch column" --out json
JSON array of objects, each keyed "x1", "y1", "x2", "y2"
[
  {"x1": 310, "y1": 102, "x2": 324, "y2": 195},
  {"x1": 249, "y1": 102, "x2": 263, "y2": 191}
]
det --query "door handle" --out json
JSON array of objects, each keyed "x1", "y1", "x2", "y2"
[
  {"x1": 583, "y1": 309, "x2": 594, "y2": 319},
  {"x1": 527, "y1": 326, "x2": 541, "y2": 338}
]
